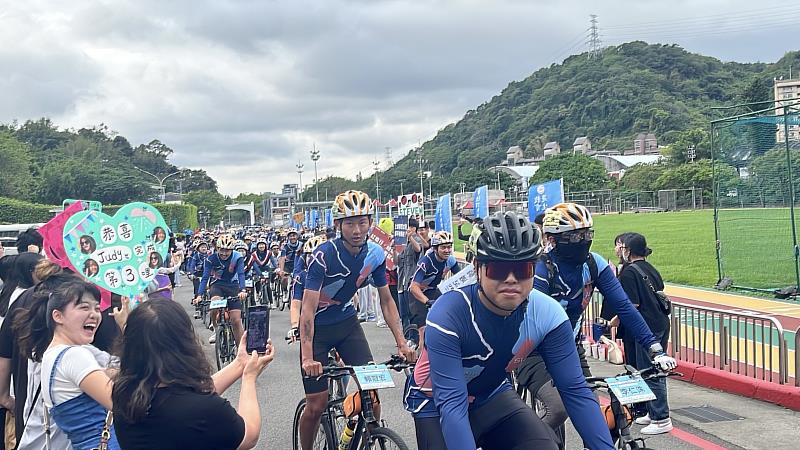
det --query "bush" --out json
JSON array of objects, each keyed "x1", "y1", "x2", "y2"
[
  {"x1": 104, "y1": 203, "x2": 198, "y2": 232},
  {"x1": 0, "y1": 197, "x2": 58, "y2": 224}
]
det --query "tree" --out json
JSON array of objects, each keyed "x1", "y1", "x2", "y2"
[
  {"x1": 620, "y1": 162, "x2": 668, "y2": 191},
  {"x1": 661, "y1": 128, "x2": 711, "y2": 164},
  {"x1": 185, "y1": 190, "x2": 226, "y2": 225},
  {"x1": 654, "y1": 159, "x2": 739, "y2": 195},
  {"x1": 0, "y1": 131, "x2": 35, "y2": 199},
  {"x1": 529, "y1": 153, "x2": 610, "y2": 192}
]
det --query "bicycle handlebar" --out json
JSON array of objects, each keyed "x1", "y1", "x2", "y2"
[
  {"x1": 585, "y1": 362, "x2": 682, "y2": 386},
  {"x1": 305, "y1": 355, "x2": 414, "y2": 379}
]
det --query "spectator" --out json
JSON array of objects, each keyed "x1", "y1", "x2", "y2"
[
  {"x1": 15, "y1": 229, "x2": 43, "y2": 255},
  {"x1": 113, "y1": 300, "x2": 274, "y2": 450},
  {"x1": 615, "y1": 232, "x2": 672, "y2": 434},
  {"x1": 0, "y1": 253, "x2": 43, "y2": 327},
  {"x1": 10, "y1": 266, "x2": 119, "y2": 450},
  {"x1": 40, "y1": 279, "x2": 126, "y2": 450}
]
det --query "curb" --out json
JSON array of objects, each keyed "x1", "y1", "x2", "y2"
[{"x1": 675, "y1": 361, "x2": 800, "y2": 411}]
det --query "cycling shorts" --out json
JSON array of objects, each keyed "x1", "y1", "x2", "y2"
[
  {"x1": 413, "y1": 390, "x2": 559, "y2": 450},
  {"x1": 300, "y1": 316, "x2": 373, "y2": 394},
  {"x1": 409, "y1": 290, "x2": 440, "y2": 328},
  {"x1": 208, "y1": 283, "x2": 243, "y2": 310}
]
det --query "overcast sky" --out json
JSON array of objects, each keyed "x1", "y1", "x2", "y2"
[{"x1": 3, "y1": 0, "x2": 799, "y2": 196}]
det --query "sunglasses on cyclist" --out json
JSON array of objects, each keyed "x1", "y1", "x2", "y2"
[
  {"x1": 556, "y1": 229, "x2": 594, "y2": 244},
  {"x1": 482, "y1": 261, "x2": 535, "y2": 281}
]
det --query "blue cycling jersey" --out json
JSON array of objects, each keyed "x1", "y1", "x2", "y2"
[
  {"x1": 249, "y1": 251, "x2": 278, "y2": 276},
  {"x1": 281, "y1": 241, "x2": 302, "y2": 270},
  {"x1": 303, "y1": 238, "x2": 387, "y2": 326},
  {"x1": 533, "y1": 251, "x2": 657, "y2": 348},
  {"x1": 408, "y1": 284, "x2": 613, "y2": 449},
  {"x1": 197, "y1": 252, "x2": 246, "y2": 296},
  {"x1": 186, "y1": 251, "x2": 208, "y2": 275},
  {"x1": 411, "y1": 249, "x2": 460, "y2": 295}
]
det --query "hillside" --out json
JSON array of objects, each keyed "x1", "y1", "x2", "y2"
[{"x1": 323, "y1": 41, "x2": 800, "y2": 199}]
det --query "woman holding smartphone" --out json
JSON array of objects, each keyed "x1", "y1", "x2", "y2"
[{"x1": 112, "y1": 300, "x2": 274, "y2": 450}]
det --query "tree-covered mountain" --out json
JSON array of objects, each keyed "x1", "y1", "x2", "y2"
[{"x1": 310, "y1": 41, "x2": 800, "y2": 200}]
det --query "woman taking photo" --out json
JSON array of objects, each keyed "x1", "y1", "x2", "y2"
[
  {"x1": 112, "y1": 299, "x2": 274, "y2": 450},
  {"x1": 41, "y1": 279, "x2": 124, "y2": 450}
]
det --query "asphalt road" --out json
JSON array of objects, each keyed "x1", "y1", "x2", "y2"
[{"x1": 175, "y1": 282, "x2": 709, "y2": 449}]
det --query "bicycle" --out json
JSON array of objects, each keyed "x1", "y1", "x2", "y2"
[
  {"x1": 276, "y1": 272, "x2": 290, "y2": 311},
  {"x1": 586, "y1": 364, "x2": 681, "y2": 450},
  {"x1": 292, "y1": 355, "x2": 412, "y2": 450},
  {"x1": 259, "y1": 273, "x2": 273, "y2": 308},
  {"x1": 210, "y1": 296, "x2": 238, "y2": 370}
]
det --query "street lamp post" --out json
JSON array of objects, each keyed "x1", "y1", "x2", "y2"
[
  {"x1": 134, "y1": 167, "x2": 181, "y2": 203},
  {"x1": 373, "y1": 159, "x2": 381, "y2": 203},
  {"x1": 296, "y1": 161, "x2": 304, "y2": 202},
  {"x1": 399, "y1": 178, "x2": 406, "y2": 196},
  {"x1": 414, "y1": 152, "x2": 427, "y2": 198},
  {"x1": 311, "y1": 144, "x2": 320, "y2": 202}
]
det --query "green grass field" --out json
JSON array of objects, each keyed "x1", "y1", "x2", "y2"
[{"x1": 454, "y1": 208, "x2": 799, "y2": 289}]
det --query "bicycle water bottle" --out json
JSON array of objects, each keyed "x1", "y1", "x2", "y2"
[{"x1": 338, "y1": 421, "x2": 356, "y2": 450}]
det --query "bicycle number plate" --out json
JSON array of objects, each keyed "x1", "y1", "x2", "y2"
[
  {"x1": 209, "y1": 298, "x2": 228, "y2": 309},
  {"x1": 353, "y1": 364, "x2": 395, "y2": 390},
  {"x1": 245, "y1": 279, "x2": 254, "y2": 288},
  {"x1": 605, "y1": 375, "x2": 656, "y2": 404}
]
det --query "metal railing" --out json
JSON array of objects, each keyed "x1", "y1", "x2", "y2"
[
  {"x1": 670, "y1": 301, "x2": 787, "y2": 384},
  {"x1": 582, "y1": 293, "x2": 794, "y2": 386}
]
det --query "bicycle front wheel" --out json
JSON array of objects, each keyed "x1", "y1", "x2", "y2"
[
  {"x1": 215, "y1": 324, "x2": 226, "y2": 370},
  {"x1": 362, "y1": 427, "x2": 410, "y2": 450},
  {"x1": 292, "y1": 399, "x2": 333, "y2": 450}
]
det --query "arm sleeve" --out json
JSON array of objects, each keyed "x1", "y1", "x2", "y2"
[
  {"x1": 371, "y1": 259, "x2": 388, "y2": 287},
  {"x1": 448, "y1": 255, "x2": 461, "y2": 274},
  {"x1": 198, "y1": 257, "x2": 212, "y2": 296},
  {"x1": 425, "y1": 318, "x2": 476, "y2": 450},
  {"x1": 412, "y1": 258, "x2": 429, "y2": 284},
  {"x1": 538, "y1": 322, "x2": 614, "y2": 450},
  {"x1": 533, "y1": 259, "x2": 551, "y2": 294},
  {"x1": 186, "y1": 255, "x2": 196, "y2": 274},
  {"x1": 236, "y1": 257, "x2": 246, "y2": 290},
  {"x1": 304, "y1": 249, "x2": 326, "y2": 292},
  {"x1": 596, "y1": 266, "x2": 657, "y2": 348}
]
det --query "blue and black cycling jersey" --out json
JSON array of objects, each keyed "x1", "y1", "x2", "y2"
[
  {"x1": 303, "y1": 238, "x2": 387, "y2": 326},
  {"x1": 186, "y1": 251, "x2": 208, "y2": 276},
  {"x1": 411, "y1": 249, "x2": 460, "y2": 297},
  {"x1": 197, "y1": 252, "x2": 246, "y2": 296},
  {"x1": 281, "y1": 241, "x2": 302, "y2": 272},
  {"x1": 533, "y1": 251, "x2": 657, "y2": 348},
  {"x1": 407, "y1": 284, "x2": 613, "y2": 449},
  {"x1": 249, "y1": 250, "x2": 278, "y2": 276}
]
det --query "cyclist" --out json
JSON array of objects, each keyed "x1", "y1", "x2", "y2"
[
  {"x1": 194, "y1": 235, "x2": 247, "y2": 345},
  {"x1": 187, "y1": 239, "x2": 209, "y2": 297},
  {"x1": 407, "y1": 230, "x2": 460, "y2": 346},
  {"x1": 405, "y1": 211, "x2": 613, "y2": 449},
  {"x1": 278, "y1": 229, "x2": 302, "y2": 295},
  {"x1": 518, "y1": 202, "x2": 677, "y2": 446},
  {"x1": 298, "y1": 190, "x2": 415, "y2": 450},
  {"x1": 286, "y1": 235, "x2": 326, "y2": 344},
  {"x1": 248, "y1": 238, "x2": 276, "y2": 305}
]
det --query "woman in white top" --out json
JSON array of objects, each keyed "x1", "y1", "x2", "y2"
[{"x1": 40, "y1": 279, "x2": 127, "y2": 450}]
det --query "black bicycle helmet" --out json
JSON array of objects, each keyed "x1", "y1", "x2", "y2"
[{"x1": 475, "y1": 211, "x2": 542, "y2": 262}]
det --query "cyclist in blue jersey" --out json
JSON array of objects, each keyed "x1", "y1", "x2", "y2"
[
  {"x1": 193, "y1": 234, "x2": 247, "y2": 345},
  {"x1": 298, "y1": 191, "x2": 415, "y2": 450},
  {"x1": 518, "y1": 202, "x2": 677, "y2": 447},
  {"x1": 286, "y1": 235, "x2": 326, "y2": 344},
  {"x1": 187, "y1": 239, "x2": 209, "y2": 297},
  {"x1": 247, "y1": 238, "x2": 276, "y2": 304},
  {"x1": 279, "y1": 229, "x2": 302, "y2": 294},
  {"x1": 408, "y1": 230, "x2": 460, "y2": 346},
  {"x1": 406, "y1": 211, "x2": 614, "y2": 450}
]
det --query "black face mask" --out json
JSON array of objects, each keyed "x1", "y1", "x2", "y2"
[{"x1": 553, "y1": 240, "x2": 593, "y2": 265}]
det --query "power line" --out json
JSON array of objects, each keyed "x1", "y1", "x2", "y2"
[{"x1": 604, "y1": 6, "x2": 800, "y2": 30}]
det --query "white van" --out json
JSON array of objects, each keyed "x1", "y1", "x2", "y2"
[{"x1": 0, "y1": 224, "x2": 44, "y2": 256}]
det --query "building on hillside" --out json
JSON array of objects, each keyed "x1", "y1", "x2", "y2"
[
  {"x1": 633, "y1": 133, "x2": 659, "y2": 155},
  {"x1": 573, "y1": 136, "x2": 592, "y2": 154},
  {"x1": 263, "y1": 183, "x2": 298, "y2": 226},
  {"x1": 774, "y1": 77, "x2": 800, "y2": 142},
  {"x1": 593, "y1": 154, "x2": 662, "y2": 180},
  {"x1": 543, "y1": 141, "x2": 561, "y2": 157},
  {"x1": 505, "y1": 146, "x2": 524, "y2": 165}
]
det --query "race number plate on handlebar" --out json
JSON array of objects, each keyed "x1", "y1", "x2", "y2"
[
  {"x1": 245, "y1": 279, "x2": 254, "y2": 288},
  {"x1": 209, "y1": 298, "x2": 228, "y2": 309},
  {"x1": 605, "y1": 375, "x2": 656, "y2": 404},
  {"x1": 353, "y1": 364, "x2": 395, "y2": 390}
]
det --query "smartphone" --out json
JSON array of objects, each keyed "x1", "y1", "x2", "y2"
[{"x1": 246, "y1": 305, "x2": 270, "y2": 354}]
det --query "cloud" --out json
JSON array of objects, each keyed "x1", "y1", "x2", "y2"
[{"x1": 1, "y1": 0, "x2": 798, "y2": 196}]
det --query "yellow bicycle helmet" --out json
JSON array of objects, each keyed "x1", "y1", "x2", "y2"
[
  {"x1": 332, "y1": 190, "x2": 373, "y2": 220},
  {"x1": 216, "y1": 234, "x2": 236, "y2": 250},
  {"x1": 431, "y1": 231, "x2": 454, "y2": 246},
  {"x1": 542, "y1": 203, "x2": 593, "y2": 234},
  {"x1": 303, "y1": 235, "x2": 327, "y2": 254}
]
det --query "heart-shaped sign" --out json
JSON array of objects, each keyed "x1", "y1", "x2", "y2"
[{"x1": 62, "y1": 202, "x2": 170, "y2": 298}]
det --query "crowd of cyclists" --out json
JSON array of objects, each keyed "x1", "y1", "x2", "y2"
[{"x1": 0, "y1": 187, "x2": 679, "y2": 450}]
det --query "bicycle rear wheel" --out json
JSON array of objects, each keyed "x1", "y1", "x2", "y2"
[
  {"x1": 292, "y1": 399, "x2": 333, "y2": 450},
  {"x1": 215, "y1": 323, "x2": 227, "y2": 370},
  {"x1": 279, "y1": 282, "x2": 288, "y2": 311},
  {"x1": 361, "y1": 427, "x2": 410, "y2": 450}
]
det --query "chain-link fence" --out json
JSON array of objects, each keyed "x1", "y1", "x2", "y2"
[{"x1": 712, "y1": 100, "x2": 800, "y2": 292}]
